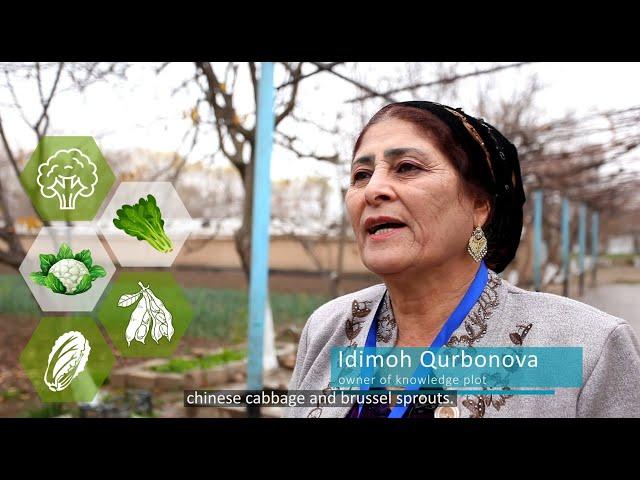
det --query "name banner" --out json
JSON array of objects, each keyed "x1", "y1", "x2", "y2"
[{"x1": 330, "y1": 347, "x2": 583, "y2": 389}]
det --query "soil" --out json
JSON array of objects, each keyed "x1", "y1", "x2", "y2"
[{"x1": 0, "y1": 314, "x2": 40, "y2": 416}]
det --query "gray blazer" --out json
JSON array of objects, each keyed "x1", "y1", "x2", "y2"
[{"x1": 283, "y1": 270, "x2": 640, "y2": 418}]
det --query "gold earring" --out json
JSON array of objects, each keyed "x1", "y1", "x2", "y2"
[{"x1": 467, "y1": 226, "x2": 487, "y2": 262}]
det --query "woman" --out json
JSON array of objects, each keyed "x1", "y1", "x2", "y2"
[{"x1": 284, "y1": 101, "x2": 640, "y2": 418}]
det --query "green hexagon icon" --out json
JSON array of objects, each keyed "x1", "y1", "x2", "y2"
[
  {"x1": 20, "y1": 136, "x2": 115, "y2": 221},
  {"x1": 97, "y1": 271, "x2": 193, "y2": 357},
  {"x1": 19, "y1": 316, "x2": 115, "y2": 403}
]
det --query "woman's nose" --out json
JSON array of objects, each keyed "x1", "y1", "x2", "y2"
[{"x1": 364, "y1": 169, "x2": 396, "y2": 205}]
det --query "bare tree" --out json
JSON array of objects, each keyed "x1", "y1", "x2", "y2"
[
  {"x1": 471, "y1": 73, "x2": 640, "y2": 288},
  {"x1": 0, "y1": 62, "x2": 128, "y2": 269},
  {"x1": 133, "y1": 62, "x2": 538, "y2": 288}
]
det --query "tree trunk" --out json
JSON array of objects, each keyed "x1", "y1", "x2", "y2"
[
  {"x1": 0, "y1": 174, "x2": 26, "y2": 270},
  {"x1": 234, "y1": 158, "x2": 254, "y2": 285},
  {"x1": 330, "y1": 190, "x2": 348, "y2": 298}
]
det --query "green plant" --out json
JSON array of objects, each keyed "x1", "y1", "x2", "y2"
[
  {"x1": 24, "y1": 403, "x2": 65, "y2": 418},
  {"x1": 0, "y1": 276, "x2": 39, "y2": 313},
  {"x1": 113, "y1": 194, "x2": 173, "y2": 253},
  {"x1": 1, "y1": 275, "x2": 327, "y2": 342},
  {"x1": 182, "y1": 288, "x2": 327, "y2": 342},
  {"x1": 1, "y1": 389, "x2": 21, "y2": 400},
  {"x1": 151, "y1": 349, "x2": 246, "y2": 374},
  {"x1": 29, "y1": 243, "x2": 106, "y2": 295}
]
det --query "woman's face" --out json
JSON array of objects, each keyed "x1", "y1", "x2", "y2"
[{"x1": 345, "y1": 118, "x2": 486, "y2": 277}]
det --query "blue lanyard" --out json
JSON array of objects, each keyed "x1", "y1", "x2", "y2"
[{"x1": 357, "y1": 261, "x2": 488, "y2": 418}]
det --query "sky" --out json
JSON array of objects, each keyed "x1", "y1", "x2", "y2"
[
  {"x1": 2, "y1": 62, "x2": 640, "y2": 219},
  {"x1": 3, "y1": 62, "x2": 640, "y2": 162}
]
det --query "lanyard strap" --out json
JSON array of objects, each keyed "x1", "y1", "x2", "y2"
[{"x1": 357, "y1": 261, "x2": 488, "y2": 418}]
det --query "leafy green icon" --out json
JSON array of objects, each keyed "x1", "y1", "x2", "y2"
[
  {"x1": 44, "y1": 331, "x2": 91, "y2": 392},
  {"x1": 113, "y1": 194, "x2": 173, "y2": 253},
  {"x1": 29, "y1": 243, "x2": 107, "y2": 295},
  {"x1": 19, "y1": 316, "x2": 114, "y2": 402}
]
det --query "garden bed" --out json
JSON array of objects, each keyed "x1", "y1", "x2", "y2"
[{"x1": 109, "y1": 343, "x2": 296, "y2": 391}]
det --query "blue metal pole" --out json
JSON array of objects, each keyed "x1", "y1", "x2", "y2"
[
  {"x1": 578, "y1": 203, "x2": 587, "y2": 296},
  {"x1": 533, "y1": 190, "x2": 543, "y2": 292},
  {"x1": 561, "y1": 197, "x2": 570, "y2": 297},
  {"x1": 591, "y1": 211, "x2": 599, "y2": 287},
  {"x1": 247, "y1": 62, "x2": 275, "y2": 396}
]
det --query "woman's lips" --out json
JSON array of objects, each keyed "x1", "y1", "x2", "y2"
[{"x1": 367, "y1": 225, "x2": 408, "y2": 241}]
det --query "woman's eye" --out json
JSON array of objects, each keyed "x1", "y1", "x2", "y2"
[
  {"x1": 352, "y1": 170, "x2": 371, "y2": 183},
  {"x1": 397, "y1": 162, "x2": 419, "y2": 173}
]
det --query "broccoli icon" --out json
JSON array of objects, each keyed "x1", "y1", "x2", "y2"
[{"x1": 36, "y1": 148, "x2": 99, "y2": 210}]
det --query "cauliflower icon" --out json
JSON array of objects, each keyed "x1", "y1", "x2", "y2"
[
  {"x1": 36, "y1": 148, "x2": 99, "y2": 210},
  {"x1": 48, "y1": 258, "x2": 90, "y2": 294}
]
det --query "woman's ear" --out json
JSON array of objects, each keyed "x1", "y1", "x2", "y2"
[{"x1": 473, "y1": 197, "x2": 491, "y2": 227}]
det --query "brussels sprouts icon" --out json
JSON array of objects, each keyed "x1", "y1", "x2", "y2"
[{"x1": 36, "y1": 148, "x2": 99, "y2": 210}]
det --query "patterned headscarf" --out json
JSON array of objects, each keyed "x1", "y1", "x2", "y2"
[{"x1": 393, "y1": 101, "x2": 527, "y2": 273}]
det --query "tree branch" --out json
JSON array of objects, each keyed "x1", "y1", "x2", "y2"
[
  {"x1": 0, "y1": 115, "x2": 20, "y2": 179},
  {"x1": 345, "y1": 62, "x2": 533, "y2": 103},
  {"x1": 195, "y1": 61, "x2": 254, "y2": 143},
  {"x1": 34, "y1": 61, "x2": 64, "y2": 138},
  {"x1": 276, "y1": 62, "x2": 344, "y2": 89},
  {"x1": 249, "y1": 62, "x2": 258, "y2": 106},
  {"x1": 309, "y1": 62, "x2": 396, "y2": 103},
  {"x1": 274, "y1": 131, "x2": 340, "y2": 164},
  {"x1": 275, "y1": 62, "x2": 303, "y2": 126}
]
